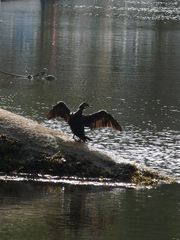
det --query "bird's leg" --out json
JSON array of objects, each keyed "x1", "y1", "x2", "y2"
[{"x1": 73, "y1": 135, "x2": 78, "y2": 141}]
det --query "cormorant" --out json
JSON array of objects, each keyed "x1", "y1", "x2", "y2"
[{"x1": 47, "y1": 101, "x2": 122, "y2": 142}]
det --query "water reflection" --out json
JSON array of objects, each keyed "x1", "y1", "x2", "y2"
[
  {"x1": 0, "y1": 182, "x2": 180, "y2": 240},
  {"x1": 0, "y1": 0, "x2": 180, "y2": 179},
  {"x1": 0, "y1": 1, "x2": 180, "y2": 240}
]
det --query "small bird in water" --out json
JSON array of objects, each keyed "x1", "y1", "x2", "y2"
[
  {"x1": 32, "y1": 68, "x2": 56, "y2": 81},
  {"x1": 47, "y1": 101, "x2": 122, "y2": 142}
]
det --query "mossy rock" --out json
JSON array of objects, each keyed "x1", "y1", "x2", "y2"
[
  {"x1": 0, "y1": 135, "x2": 22, "y2": 172},
  {"x1": 0, "y1": 135, "x2": 173, "y2": 186},
  {"x1": 41, "y1": 152, "x2": 173, "y2": 186}
]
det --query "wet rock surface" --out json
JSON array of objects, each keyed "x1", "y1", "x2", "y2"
[
  {"x1": 0, "y1": 135, "x2": 172, "y2": 186},
  {"x1": 0, "y1": 108, "x2": 173, "y2": 186}
]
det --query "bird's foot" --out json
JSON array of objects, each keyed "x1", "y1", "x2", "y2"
[
  {"x1": 73, "y1": 135, "x2": 83, "y2": 143},
  {"x1": 73, "y1": 135, "x2": 91, "y2": 143}
]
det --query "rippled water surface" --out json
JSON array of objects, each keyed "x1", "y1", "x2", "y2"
[
  {"x1": 1, "y1": 0, "x2": 179, "y2": 179},
  {"x1": 0, "y1": 0, "x2": 180, "y2": 239}
]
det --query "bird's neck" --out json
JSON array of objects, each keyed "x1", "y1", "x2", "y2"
[{"x1": 75, "y1": 108, "x2": 84, "y2": 115}]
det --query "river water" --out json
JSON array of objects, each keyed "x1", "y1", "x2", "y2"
[{"x1": 0, "y1": 0, "x2": 180, "y2": 239}]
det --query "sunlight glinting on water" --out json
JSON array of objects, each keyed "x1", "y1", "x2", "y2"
[
  {"x1": 0, "y1": 174, "x2": 138, "y2": 188},
  {"x1": 44, "y1": 119, "x2": 180, "y2": 180},
  {"x1": 1, "y1": 1, "x2": 180, "y2": 239},
  {"x1": 1, "y1": 0, "x2": 180, "y2": 182},
  {"x1": 57, "y1": 0, "x2": 180, "y2": 21}
]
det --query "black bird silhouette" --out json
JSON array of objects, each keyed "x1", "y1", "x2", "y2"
[{"x1": 47, "y1": 101, "x2": 122, "y2": 142}]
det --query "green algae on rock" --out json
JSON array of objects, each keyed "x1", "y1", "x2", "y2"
[{"x1": 0, "y1": 135, "x2": 173, "y2": 186}]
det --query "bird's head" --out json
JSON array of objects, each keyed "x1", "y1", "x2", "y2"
[{"x1": 78, "y1": 102, "x2": 90, "y2": 111}]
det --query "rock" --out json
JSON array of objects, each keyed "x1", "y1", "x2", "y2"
[{"x1": 0, "y1": 108, "x2": 173, "y2": 186}]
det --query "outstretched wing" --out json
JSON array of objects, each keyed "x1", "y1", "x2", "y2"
[
  {"x1": 83, "y1": 110, "x2": 122, "y2": 131},
  {"x1": 47, "y1": 101, "x2": 71, "y2": 122}
]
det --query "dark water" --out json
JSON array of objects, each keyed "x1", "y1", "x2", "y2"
[
  {"x1": 0, "y1": 0, "x2": 180, "y2": 239},
  {"x1": 0, "y1": 181, "x2": 180, "y2": 240}
]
